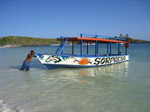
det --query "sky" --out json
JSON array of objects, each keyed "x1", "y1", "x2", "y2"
[{"x1": 0, "y1": 0, "x2": 150, "y2": 40}]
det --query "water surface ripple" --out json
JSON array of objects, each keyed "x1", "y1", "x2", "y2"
[{"x1": 0, "y1": 43, "x2": 150, "y2": 112}]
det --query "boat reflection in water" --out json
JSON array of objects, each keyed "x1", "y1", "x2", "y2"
[
  {"x1": 78, "y1": 61, "x2": 129, "y2": 78},
  {"x1": 41, "y1": 62, "x2": 129, "y2": 86}
]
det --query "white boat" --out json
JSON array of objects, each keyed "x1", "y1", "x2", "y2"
[{"x1": 36, "y1": 34, "x2": 130, "y2": 69}]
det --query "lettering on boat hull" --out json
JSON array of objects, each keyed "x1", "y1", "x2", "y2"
[
  {"x1": 37, "y1": 54, "x2": 129, "y2": 67},
  {"x1": 93, "y1": 56, "x2": 126, "y2": 65}
]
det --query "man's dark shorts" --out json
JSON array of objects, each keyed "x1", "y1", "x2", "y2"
[{"x1": 20, "y1": 61, "x2": 30, "y2": 71}]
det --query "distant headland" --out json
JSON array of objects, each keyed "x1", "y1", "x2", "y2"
[
  {"x1": 0, "y1": 36, "x2": 59, "y2": 48},
  {"x1": 0, "y1": 36, "x2": 149, "y2": 48}
]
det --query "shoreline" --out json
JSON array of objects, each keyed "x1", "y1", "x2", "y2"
[
  {"x1": 0, "y1": 42, "x2": 150, "y2": 48},
  {"x1": 0, "y1": 44, "x2": 58, "y2": 48},
  {"x1": 0, "y1": 45, "x2": 22, "y2": 48}
]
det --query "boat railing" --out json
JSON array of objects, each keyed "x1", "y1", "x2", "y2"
[
  {"x1": 56, "y1": 33, "x2": 129, "y2": 56},
  {"x1": 55, "y1": 37, "x2": 68, "y2": 54},
  {"x1": 58, "y1": 34, "x2": 128, "y2": 42},
  {"x1": 80, "y1": 33, "x2": 127, "y2": 41}
]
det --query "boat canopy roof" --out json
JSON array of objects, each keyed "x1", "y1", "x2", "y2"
[
  {"x1": 58, "y1": 37, "x2": 127, "y2": 44},
  {"x1": 57, "y1": 34, "x2": 129, "y2": 44}
]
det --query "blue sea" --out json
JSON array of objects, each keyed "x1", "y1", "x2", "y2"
[{"x1": 0, "y1": 43, "x2": 150, "y2": 112}]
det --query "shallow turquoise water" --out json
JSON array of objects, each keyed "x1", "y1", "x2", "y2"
[{"x1": 0, "y1": 43, "x2": 150, "y2": 112}]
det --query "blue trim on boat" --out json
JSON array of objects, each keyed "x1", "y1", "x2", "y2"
[
  {"x1": 55, "y1": 39, "x2": 64, "y2": 54},
  {"x1": 59, "y1": 38, "x2": 68, "y2": 54},
  {"x1": 81, "y1": 34, "x2": 115, "y2": 39}
]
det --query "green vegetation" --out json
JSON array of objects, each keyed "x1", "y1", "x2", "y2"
[
  {"x1": 118, "y1": 36, "x2": 150, "y2": 43},
  {"x1": 0, "y1": 36, "x2": 149, "y2": 47},
  {"x1": 116, "y1": 34, "x2": 150, "y2": 43},
  {"x1": 128, "y1": 37, "x2": 150, "y2": 43},
  {"x1": 0, "y1": 36, "x2": 60, "y2": 46}
]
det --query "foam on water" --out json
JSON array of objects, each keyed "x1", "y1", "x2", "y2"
[{"x1": 0, "y1": 100, "x2": 24, "y2": 112}]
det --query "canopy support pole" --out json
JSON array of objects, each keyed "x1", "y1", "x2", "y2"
[
  {"x1": 118, "y1": 43, "x2": 120, "y2": 55},
  {"x1": 61, "y1": 36, "x2": 63, "y2": 54},
  {"x1": 80, "y1": 40, "x2": 83, "y2": 56},
  {"x1": 110, "y1": 38, "x2": 112, "y2": 56},
  {"x1": 80, "y1": 33, "x2": 82, "y2": 38},
  {"x1": 125, "y1": 44, "x2": 128, "y2": 55},
  {"x1": 95, "y1": 40, "x2": 98, "y2": 56},
  {"x1": 59, "y1": 38, "x2": 68, "y2": 54},
  {"x1": 72, "y1": 41, "x2": 74, "y2": 55},
  {"x1": 87, "y1": 42, "x2": 89, "y2": 54}
]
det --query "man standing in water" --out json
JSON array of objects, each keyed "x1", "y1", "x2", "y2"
[{"x1": 20, "y1": 50, "x2": 35, "y2": 71}]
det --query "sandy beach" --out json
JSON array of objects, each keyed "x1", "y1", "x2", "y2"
[{"x1": 0, "y1": 45, "x2": 21, "y2": 48}]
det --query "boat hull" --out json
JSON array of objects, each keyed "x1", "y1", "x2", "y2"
[{"x1": 36, "y1": 53, "x2": 129, "y2": 69}]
